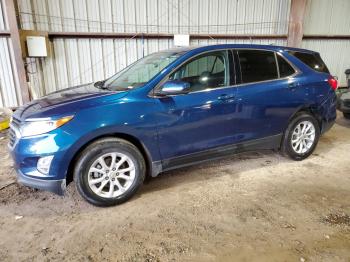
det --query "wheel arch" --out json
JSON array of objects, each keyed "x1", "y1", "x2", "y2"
[
  {"x1": 281, "y1": 106, "x2": 321, "y2": 160},
  {"x1": 65, "y1": 132, "x2": 154, "y2": 185},
  {"x1": 288, "y1": 106, "x2": 323, "y2": 131},
  {"x1": 280, "y1": 106, "x2": 322, "y2": 149}
]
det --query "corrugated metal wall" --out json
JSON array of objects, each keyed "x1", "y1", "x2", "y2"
[
  {"x1": 0, "y1": 0, "x2": 21, "y2": 107},
  {"x1": 303, "y1": 0, "x2": 350, "y2": 35},
  {"x1": 1, "y1": 0, "x2": 347, "y2": 102},
  {"x1": 303, "y1": 0, "x2": 350, "y2": 86},
  {"x1": 17, "y1": 0, "x2": 291, "y2": 95},
  {"x1": 19, "y1": 0, "x2": 290, "y2": 34}
]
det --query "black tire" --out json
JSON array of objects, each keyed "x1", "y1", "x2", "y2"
[
  {"x1": 281, "y1": 113, "x2": 320, "y2": 161},
  {"x1": 343, "y1": 112, "x2": 350, "y2": 119},
  {"x1": 74, "y1": 137, "x2": 146, "y2": 207}
]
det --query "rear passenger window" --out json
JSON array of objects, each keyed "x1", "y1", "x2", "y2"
[
  {"x1": 238, "y1": 50, "x2": 278, "y2": 83},
  {"x1": 288, "y1": 51, "x2": 329, "y2": 73},
  {"x1": 277, "y1": 55, "x2": 295, "y2": 77}
]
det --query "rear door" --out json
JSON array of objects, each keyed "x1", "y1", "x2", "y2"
[{"x1": 234, "y1": 49, "x2": 305, "y2": 141}]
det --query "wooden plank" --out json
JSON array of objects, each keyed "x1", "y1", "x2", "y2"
[
  {"x1": 0, "y1": 30, "x2": 10, "y2": 36},
  {"x1": 3, "y1": 0, "x2": 30, "y2": 103},
  {"x1": 48, "y1": 31, "x2": 288, "y2": 40},
  {"x1": 303, "y1": 35, "x2": 350, "y2": 40},
  {"x1": 287, "y1": 0, "x2": 307, "y2": 47},
  {"x1": 48, "y1": 31, "x2": 350, "y2": 41}
]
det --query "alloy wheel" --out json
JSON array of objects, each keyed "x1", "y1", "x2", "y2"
[
  {"x1": 87, "y1": 152, "x2": 136, "y2": 198},
  {"x1": 291, "y1": 120, "x2": 316, "y2": 154}
]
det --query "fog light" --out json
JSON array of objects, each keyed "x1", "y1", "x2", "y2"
[{"x1": 37, "y1": 155, "x2": 54, "y2": 174}]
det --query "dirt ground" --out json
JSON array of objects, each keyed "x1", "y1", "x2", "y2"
[{"x1": 0, "y1": 113, "x2": 349, "y2": 262}]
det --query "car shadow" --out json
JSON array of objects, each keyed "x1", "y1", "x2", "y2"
[
  {"x1": 137, "y1": 149, "x2": 289, "y2": 196},
  {"x1": 138, "y1": 124, "x2": 341, "y2": 197},
  {"x1": 335, "y1": 112, "x2": 350, "y2": 128}
]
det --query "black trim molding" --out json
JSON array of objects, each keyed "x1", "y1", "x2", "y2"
[{"x1": 154, "y1": 134, "x2": 283, "y2": 174}]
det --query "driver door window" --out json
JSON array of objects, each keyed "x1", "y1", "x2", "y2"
[{"x1": 169, "y1": 51, "x2": 229, "y2": 92}]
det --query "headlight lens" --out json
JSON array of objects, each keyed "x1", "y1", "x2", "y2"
[{"x1": 20, "y1": 115, "x2": 74, "y2": 137}]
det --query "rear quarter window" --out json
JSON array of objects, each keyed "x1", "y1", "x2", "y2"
[
  {"x1": 277, "y1": 54, "x2": 296, "y2": 78},
  {"x1": 288, "y1": 51, "x2": 329, "y2": 73}
]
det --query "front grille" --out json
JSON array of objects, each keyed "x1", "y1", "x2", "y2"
[
  {"x1": 8, "y1": 129, "x2": 16, "y2": 147},
  {"x1": 8, "y1": 117, "x2": 21, "y2": 148}
]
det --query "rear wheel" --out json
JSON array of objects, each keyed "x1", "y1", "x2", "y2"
[
  {"x1": 343, "y1": 112, "x2": 350, "y2": 119},
  {"x1": 282, "y1": 113, "x2": 320, "y2": 161},
  {"x1": 74, "y1": 138, "x2": 146, "y2": 206}
]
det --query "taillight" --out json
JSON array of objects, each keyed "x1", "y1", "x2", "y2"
[{"x1": 327, "y1": 76, "x2": 338, "y2": 90}]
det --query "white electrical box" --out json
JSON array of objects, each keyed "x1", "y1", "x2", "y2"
[
  {"x1": 174, "y1": 34, "x2": 190, "y2": 47},
  {"x1": 26, "y1": 36, "x2": 47, "y2": 57}
]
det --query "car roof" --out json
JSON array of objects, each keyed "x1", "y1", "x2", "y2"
[{"x1": 165, "y1": 44, "x2": 317, "y2": 55}]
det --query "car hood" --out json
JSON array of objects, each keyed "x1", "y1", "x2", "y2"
[{"x1": 14, "y1": 83, "x2": 128, "y2": 120}]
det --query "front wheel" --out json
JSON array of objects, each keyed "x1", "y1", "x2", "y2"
[
  {"x1": 74, "y1": 138, "x2": 146, "y2": 207},
  {"x1": 281, "y1": 113, "x2": 320, "y2": 161}
]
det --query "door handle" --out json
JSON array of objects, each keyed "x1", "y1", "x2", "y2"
[{"x1": 218, "y1": 94, "x2": 235, "y2": 101}]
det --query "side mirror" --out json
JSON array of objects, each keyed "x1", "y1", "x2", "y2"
[
  {"x1": 156, "y1": 80, "x2": 190, "y2": 96},
  {"x1": 94, "y1": 80, "x2": 106, "y2": 89}
]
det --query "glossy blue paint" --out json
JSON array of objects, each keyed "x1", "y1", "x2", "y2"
[{"x1": 8, "y1": 44, "x2": 337, "y2": 195}]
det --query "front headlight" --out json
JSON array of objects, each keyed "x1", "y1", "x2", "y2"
[{"x1": 20, "y1": 115, "x2": 74, "y2": 137}]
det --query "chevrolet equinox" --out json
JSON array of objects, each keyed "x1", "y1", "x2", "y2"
[{"x1": 9, "y1": 44, "x2": 337, "y2": 206}]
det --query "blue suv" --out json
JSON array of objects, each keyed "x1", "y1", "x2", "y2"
[{"x1": 9, "y1": 44, "x2": 337, "y2": 206}]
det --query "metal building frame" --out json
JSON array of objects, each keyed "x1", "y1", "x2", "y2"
[{"x1": 1, "y1": 0, "x2": 350, "y2": 106}]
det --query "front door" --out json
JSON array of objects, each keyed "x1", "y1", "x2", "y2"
[{"x1": 154, "y1": 50, "x2": 240, "y2": 162}]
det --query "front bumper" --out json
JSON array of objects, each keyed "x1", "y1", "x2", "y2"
[
  {"x1": 8, "y1": 126, "x2": 79, "y2": 195},
  {"x1": 16, "y1": 169, "x2": 66, "y2": 195}
]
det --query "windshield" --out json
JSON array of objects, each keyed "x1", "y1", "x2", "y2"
[{"x1": 103, "y1": 51, "x2": 181, "y2": 91}]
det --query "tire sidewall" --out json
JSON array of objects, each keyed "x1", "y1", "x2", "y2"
[
  {"x1": 283, "y1": 113, "x2": 320, "y2": 161},
  {"x1": 74, "y1": 139, "x2": 145, "y2": 207}
]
